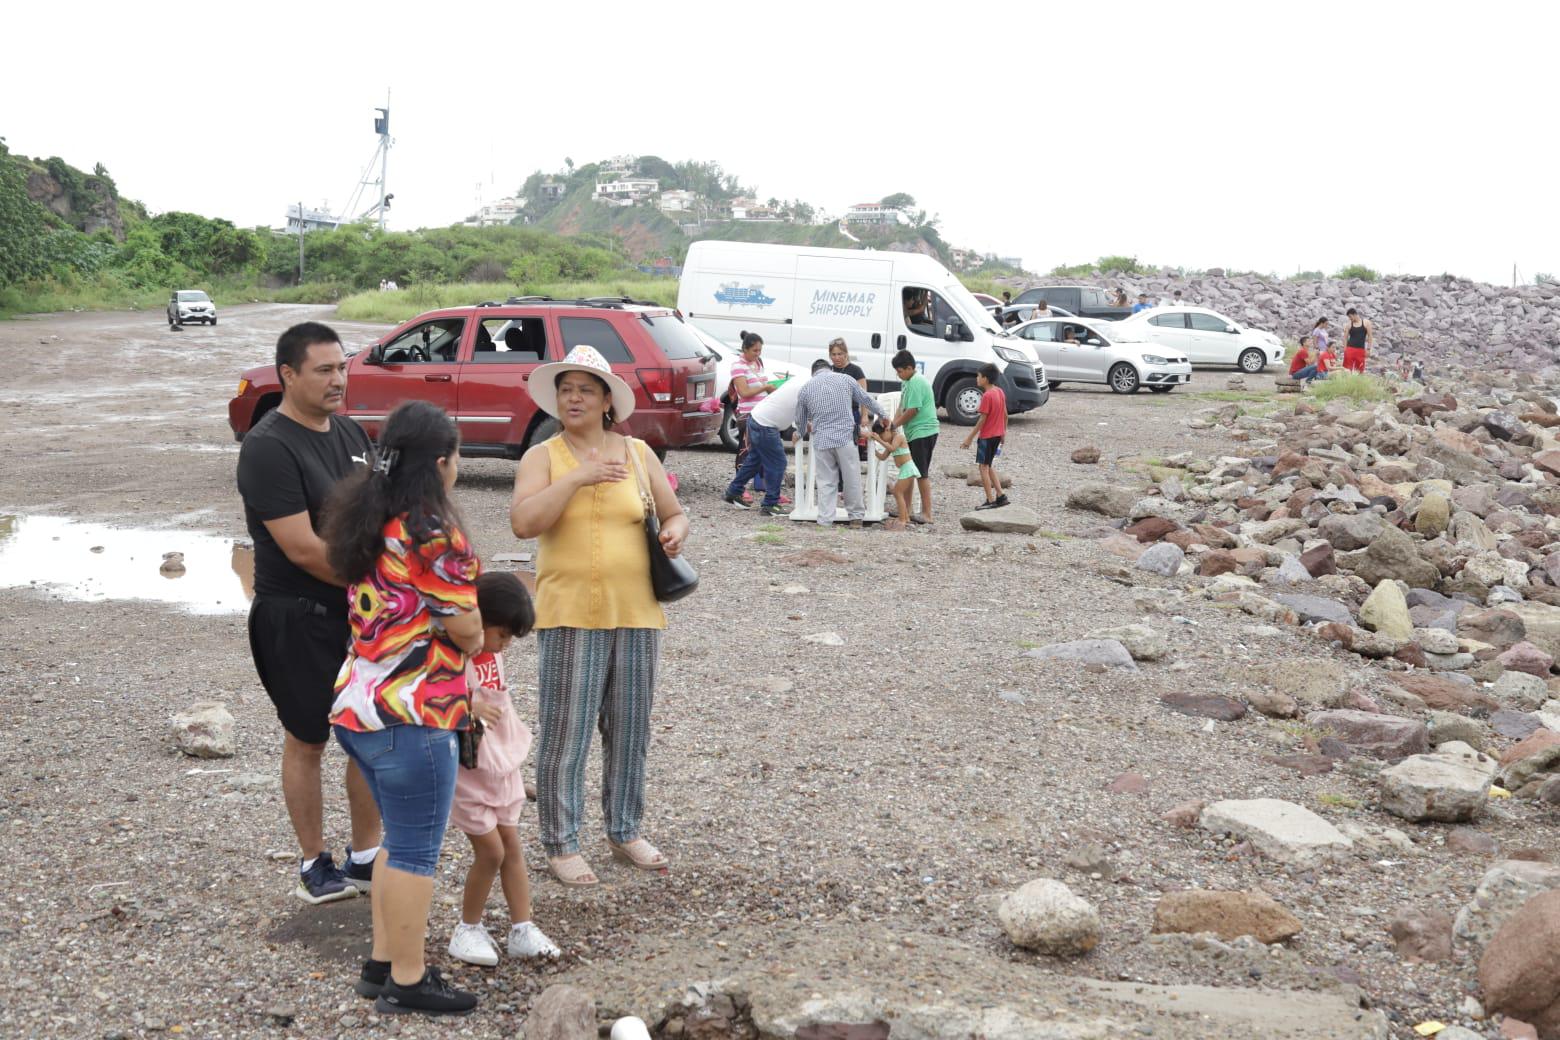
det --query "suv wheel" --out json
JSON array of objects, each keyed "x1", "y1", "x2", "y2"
[
  {"x1": 1238, "y1": 348, "x2": 1265, "y2": 373},
  {"x1": 718, "y1": 404, "x2": 741, "y2": 452},
  {"x1": 528, "y1": 416, "x2": 561, "y2": 453},
  {"x1": 944, "y1": 376, "x2": 982, "y2": 426},
  {"x1": 209, "y1": 317, "x2": 217, "y2": 326},
  {"x1": 1108, "y1": 363, "x2": 1140, "y2": 394}
]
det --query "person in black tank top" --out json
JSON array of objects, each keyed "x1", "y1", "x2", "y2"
[{"x1": 1343, "y1": 308, "x2": 1374, "y2": 373}]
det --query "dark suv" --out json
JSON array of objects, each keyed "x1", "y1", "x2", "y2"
[
  {"x1": 228, "y1": 297, "x2": 720, "y2": 458},
  {"x1": 1008, "y1": 285, "x2": 1131, "y2": 321}
]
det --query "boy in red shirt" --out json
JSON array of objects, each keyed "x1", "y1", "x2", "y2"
[{"x1": 961, "y1": 363, "x2": 1009, "y2": 509}]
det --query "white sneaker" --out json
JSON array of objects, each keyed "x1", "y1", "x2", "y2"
[
  {"x1": 447, "y1": 922, "x2": 499, "y2": 967},
  {"x1": 508, "y1": 921, "x2": 560, "y2": 959}
]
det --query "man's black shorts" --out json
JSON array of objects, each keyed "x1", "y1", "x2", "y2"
[
  {"x1": 907, "y1": 433, "x2": 937, "y2": 477},
  {"x1": 248, "y1": 595, "x2": 350, "y2": 745},
  {"x1": 975, "y1": 436, "x2": 1003, "y2": 467}
]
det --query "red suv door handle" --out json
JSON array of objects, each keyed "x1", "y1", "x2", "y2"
[{"x1": 424, "y1": 374, "x2": 452, "y2": 382}]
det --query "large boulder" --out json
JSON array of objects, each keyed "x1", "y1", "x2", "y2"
[
  {"x1": 1414, "y1": 493, "x2": 1452, "y2": 537},
  {"x1": 1160, "y1": 692, "x2": 1247, "y2": 721},
  {"x1": 1084, "y1": 623, "x2": 1167, "y2": 661},
  {"x1": 1308, "y1": 709, "x2": 1430, "y2": 761},
  {"x1": 1316, "y1": 512, "x2": 1385, "y2": 552},
  {"x1": 1198, "y1": 799, "x2": 1353, "y2": 868},
  {"x1": 1135, "y1": 542, "x2": 1186, "y2": 577},
  {"x1": 1343, "y1": 526, "x2": 1442, "y2": 590},
  {"x1": 1359, "y1": 580, "x2": 1413, "y2": 641},
  {"x1": 1151, "y1": 890, "x2": 1302, "y2": 944},
  {"x1": 1272, "y1": 594, "x2": 1352, "y2": 625},
  {"x1": 997, "y1": 879, "x2": 1101, "y2": 956},
  {"x1": 1455, "y1": 860, "x2": 1560, "y2": 948},
  {"x1": 1506, "y1": 601, "x2": 1560, "y2": 659},
  {"x1": 1499, "y1": 641, "x2": 1555, "y2": 679},
  {"x1": 1024, "y1": 639, "x2": 1137, "y2": 670},
  {"x1": 1478, "y1": 890, "x2": 1560, "y2": 1038},
  {"x1": 1378, "y1": 751, "x2": 1493, "y2": 823},
  {"x1": 171, "y1": 702, "x2": 237, "y2": 759},
  {"x1": 961, "y1": 504, "x2": 1042, "y2": 535},
  {"x1": 1393, "y1": 673, "x2": 1498, "y2": 713},
  {"x1": 1386, "y1": 908, "x2": 1454, "y2": 963},
  {"x1": 1066, "y1": 484, "x2": 1138, "y2": 517},
  {"x1": 524, "y1": 985, "x2": 598, "y2": 1040},
  {"x1": 1459, "y1": 608, "x2": 1527, "y2": 649}
]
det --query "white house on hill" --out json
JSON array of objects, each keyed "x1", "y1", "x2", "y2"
[{"x1": 844, "y1": 202, "x2": 909, "y2": 226}]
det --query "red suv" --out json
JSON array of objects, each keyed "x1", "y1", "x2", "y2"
[{"x1": 228, "y1": 297, "x2": 720, "y2": 457}]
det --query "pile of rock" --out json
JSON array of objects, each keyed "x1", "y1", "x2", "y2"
[{"x1": 1021, "y1": 272, "x2": 1560, "y2": 372}]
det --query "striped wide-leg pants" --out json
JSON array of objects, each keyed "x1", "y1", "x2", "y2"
[{"x1": 535, "y1": 627, "x2": 662, "y2": 857}]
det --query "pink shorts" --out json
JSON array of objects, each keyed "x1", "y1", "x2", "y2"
[{"x1": 449, "y1": 788, "x2": 527, "y2": 836}]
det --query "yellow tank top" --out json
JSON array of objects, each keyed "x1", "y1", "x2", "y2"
[{"x1": 534, "y1": 435, "x2": 666, "y2": 631}]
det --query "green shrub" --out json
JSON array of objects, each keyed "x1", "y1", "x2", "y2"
[
  {"x1": 1097, "y1": 255, "x2": 1142, "y2": 275},
  {"x1": 1309, "y1": 372, "x2": 1394, "y2": 405},
  {"x1": 1334, "y1": 263, "x2": 1380, "y2": 282},
  {"x1": 1049, "y1": 261, "x2": 1096, "y2": 278}
]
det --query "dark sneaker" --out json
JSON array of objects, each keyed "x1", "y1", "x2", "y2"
[
  {"x1": 975, "y1": 500, "x2": 998, "y2": 510},
  {"x1": 759, "y1": 504, "x2": 787, "y2": 517},
  {"x1": 355, "y1": 958, "x2": 389, "y2": 999},
  {"x1": 992, "y1": 494, "x2": 1011, "y2": 508},
  {"x1": 295, "y1": 852, "x2": 356, "y2": 905},
  {"x1": 343, "y1": 847, "x2": 373, "y2": 892},
  {"x1": 374, "y1": 966, "x2": 478, "y2": 1017},
  {"x1": 723, "y1": 494, "x2": 750, "y2": 510}
]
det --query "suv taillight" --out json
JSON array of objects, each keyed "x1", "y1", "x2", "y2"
[{"x1": 636, "y1": 367, "x2": 673, "y2": 403}]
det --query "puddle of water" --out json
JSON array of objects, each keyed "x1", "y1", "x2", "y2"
[{"x1": 0, "y1": 514, "x2": 254, "y2": 614}]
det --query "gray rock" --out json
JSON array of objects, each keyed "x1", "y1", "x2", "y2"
[
  {"x1": 1083, "y1": 623, "x2": 1167, "y2": 661},
  {"x1": 1378, "y1": 752, "x2": 1493, "y2": 823},
  {"x1": 171, "y1": 702, "x2": 236, "y2": 759},
  {"x1": 1135, "y1": 542, "x2": 1186, "y2": 577},
  {"x1": 1198, "y1": 799, "x2": 1353, "y2": 868},
  {"x1": 997, "y1": 879, "x2": 1100, "y2": 956},
  {"x1": 524, "y1": 985, "x2": 598, "y2": 1040},
  {"x1": 1274, "y1": 556, "x2": 1313, "y2": 585},
  {"x1": 1490, "y1": 709, "x2": 1542, "y2": 740},
  {"x1": 1427, "y1": 711, "x2": 1491, "y2": 750},
  {"x1": 1066, "y1": 484, "x2": 1139, "y2": 517},
  {"x1": 960, "y1": 504, "x2": 1042, "y2": 535},
  {"x1": 1454, "y1": 860, "x2": 1560, "y2": 947},
  {"x1": 1317, "y1": 512, "x2": 1385, "y2": 552},
  {"x1": 1308, "y1": 709, "x2": 1430, "y2": 761},
  {"x1": 1273, "y1": 593, "x2": 1352, "y2": 625},
  {"x1": 1414, "y1": 626, "x2": 1459, "y2": 655},
  {"x1": 1024, "y1": 639, "x2": 1138, "y2": 670},
  {"x1": 1342, "y1": 526, "x2": 1442, "y2": 590}
]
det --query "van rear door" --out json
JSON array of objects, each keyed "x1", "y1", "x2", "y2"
[{"x1": 792, "y1": 253, "x2": 894, "y2": 384}]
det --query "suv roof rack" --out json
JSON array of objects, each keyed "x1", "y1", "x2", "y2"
[{"x1": 471, "y1": 296, "x2": 667, "y2": 311}]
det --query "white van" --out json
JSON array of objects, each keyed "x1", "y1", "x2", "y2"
[{"x1": 677, "y1": 241, "x2": 1048, "y2": 425}]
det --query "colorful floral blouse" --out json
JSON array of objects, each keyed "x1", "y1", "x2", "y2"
[{"x1": 329, "y1": 515, "x2": 480, "y2": 732}]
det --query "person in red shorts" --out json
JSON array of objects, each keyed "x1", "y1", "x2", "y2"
[{"x1": 1343, "y1": 308, "x2": 1374, "y2": 373}]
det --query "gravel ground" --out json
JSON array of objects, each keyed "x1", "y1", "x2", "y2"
[{"x1": 0, "y1": 304, "x2": 1548, "y2": 1039}]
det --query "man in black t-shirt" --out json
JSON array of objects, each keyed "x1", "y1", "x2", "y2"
[{"x1": 237, "y1": 321, "x2": 381, "y2": 904}]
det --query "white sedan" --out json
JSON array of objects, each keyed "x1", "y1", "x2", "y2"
[
  {"x1": 1111, "y1": 306, "x2": 1284, "y2": 373},
  {"x1": 1011, "y1": 317, "x2": 1192, "y2": 394}
]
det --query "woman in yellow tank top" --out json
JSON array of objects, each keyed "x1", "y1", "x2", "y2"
[{"x1": 510, "y1": 345, "x2": 689, "y2": 887}]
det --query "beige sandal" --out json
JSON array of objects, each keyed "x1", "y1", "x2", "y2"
[
  {"x1": 607, "y1": 838, "x2": 669, "y2": 871},
  {"x1": 547, "y1": 854, "x2": 599, "y2": 887}
]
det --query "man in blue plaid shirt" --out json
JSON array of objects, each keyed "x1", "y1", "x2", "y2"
[{"x1": 794, "y1": 358, "x2": 887, "y2": 527}]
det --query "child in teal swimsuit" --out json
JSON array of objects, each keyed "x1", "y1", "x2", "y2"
[{"x1": 871, "y1": 420, "x2": 920, "y2": 531}]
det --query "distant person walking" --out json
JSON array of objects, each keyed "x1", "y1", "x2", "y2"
[
  {"x1": 1343, "y1": 308, "x2": 1374, "y2": 373},
  {"x1": 237, "y1": 321, "x2": 381, "y2": 905},
  {"x1": 794, "y1": 358, "x2": 887, "y2": 528},
  {"x1": 889, "y1": 350, "x2": 941, "y2": 524}
]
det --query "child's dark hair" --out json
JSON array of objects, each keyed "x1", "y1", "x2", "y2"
[
  {"x1": 978, "y1": 362, "x2": 1000, "y2": 383},
  {"x1": 324, "y1": 400, "x2": 466, "y2": 583},
  {"x1": 476, "y1": 571, "x2": 535, "y2": 639},
  {"x1": 872, "y1": 418, "x2": 889, "y2": 435}
]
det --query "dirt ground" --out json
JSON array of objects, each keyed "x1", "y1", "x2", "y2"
[{"x1": 0, "y1": 304, "x2": 1544, "y2": 1039}]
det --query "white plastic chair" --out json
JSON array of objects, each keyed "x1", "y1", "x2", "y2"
[{"x1": 787, "y1": 391, "x2": 900, "y2": 523}]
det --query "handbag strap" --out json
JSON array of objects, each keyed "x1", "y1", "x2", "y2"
[{"x1": 625, "y1": 438, "x2": 654, "y2": 520}]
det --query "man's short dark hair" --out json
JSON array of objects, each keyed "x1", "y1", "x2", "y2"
[
  {"x1": 476, "y1": 571, "x2": 535, "y2": 639},
  {"x1": 811, "y1": 358, "x2": 832, "y2": 374},
  {"x1": 979, "y1": 363, "x2": 1000, "y2": 384},
  {"x1": 276, "y1": 322, "x2": 341, "y2": 385},
  {"x1": 892, "y1": 349, "x2": 916, "y2": 371},
  {"x1": 1346, "y1": 307, "x2": 1358, "y2": 316}
]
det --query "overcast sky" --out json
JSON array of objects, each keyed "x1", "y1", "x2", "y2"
[{"x1": 5, "y1": 1, "x2": 1555, "y2": 286}]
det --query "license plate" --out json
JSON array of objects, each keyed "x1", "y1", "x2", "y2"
[{"x1": 695, "y1": 383, "x2": 707, "y2": 399}]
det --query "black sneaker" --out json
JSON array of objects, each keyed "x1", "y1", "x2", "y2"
[
  {"x1": 343, "y1": 846, "x2": 373, "y2": 892},
  {"x1": 374, "y1": 966, "x2": 478, "y2": 1017},
  {"x1": 723, "y1": 494, "x2": 750, "y2": 509},
  {"x1": 295, "y1": 852, "x2": 356, "y2": 905},
  {"x1": 355, "y1": 958, "x2": 389, "y2": 999},
  {"x1": 975, "y1": 500, "x2": 998, "y2": 510},
  {"x1": 991, "y1": 494, "x2": 1011, "y2": 508},
  {"x1": 759, "y1": 504, "x2": 787, "y2": 517}
]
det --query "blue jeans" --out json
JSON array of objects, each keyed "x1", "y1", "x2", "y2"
[
  {"x1": 334, "y1": 725, "x2": 458, "y2": 878},
  {"x1": 726, "y1": 420, "x2": 786, "y2": 507}
]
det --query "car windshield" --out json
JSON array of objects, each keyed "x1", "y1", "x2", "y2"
[
  {"x1": 642, "y1": 313, "x2": 706, "y2": 360},
  {"x1": 177, "y1": 291, "x2": 210, "y2": 302}
]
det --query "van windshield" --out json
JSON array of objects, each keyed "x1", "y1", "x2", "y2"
[{"x1": 942, "y1": 282, "x2": 999, "y2": 335}]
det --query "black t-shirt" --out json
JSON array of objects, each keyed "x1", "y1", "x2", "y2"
[
  {"x1": 833, "y1": 362, "x2": 867, "y2": 384},
  {"x1": 237, "y1": 409, "x2": 371, "y2": 607}
]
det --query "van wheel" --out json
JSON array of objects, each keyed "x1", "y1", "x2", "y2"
[
  {"x1": 1108, "y1": 364, "x2": 1141, "y2": 394},
  {"x1": 718, "y1": 404, "x2": 741, "y2": 452},
  {"x1": 944, "y1": 376, "x2": 982, "y2": 426},
  {"x1": 1238, "y1": 348, "x2": 1266, "y2": 373}
]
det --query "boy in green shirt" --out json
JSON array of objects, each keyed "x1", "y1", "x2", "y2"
[{"x1": 888, "y1": 350, "x2": 940, "y2": 524}]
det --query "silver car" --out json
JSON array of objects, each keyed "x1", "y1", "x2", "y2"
[
  {"x1": 1010, "y1": 317, "x2": 1192, "y2": 394},
  {"x1": 168, "y1": 289, "x2": 217, "y2": 327}
]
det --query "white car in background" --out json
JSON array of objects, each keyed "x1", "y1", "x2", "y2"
[
  {"x1": 1111, "y1": 306, "x2": 1284, "y2": 373},
  {"x1": 690, "y1": 325, "x2": 808, "y2": 450},
  {"x1": 1011, "y1": 316, "x2": 1192, "y2": 394}
]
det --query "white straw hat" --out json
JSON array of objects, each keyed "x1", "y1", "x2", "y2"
[{"x1": 530, "y1": 345, "x2": 637, "y2": 423}]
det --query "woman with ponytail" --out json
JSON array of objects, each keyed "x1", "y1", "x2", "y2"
[{"x1": 322, "y1": 400, "x2": 484, "y2": 1018}]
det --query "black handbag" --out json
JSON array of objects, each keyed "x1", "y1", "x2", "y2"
[
  {"x1": 458, "y1": 717, "x2": 483, "y2": 769},
  {"x1": 629, "y1": 440, "x2": 698, "y2": 602}
]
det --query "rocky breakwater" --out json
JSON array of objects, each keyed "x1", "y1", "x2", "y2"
[{"x1": 1018, "y1": 272, "x2": 1560, "y2": 372}]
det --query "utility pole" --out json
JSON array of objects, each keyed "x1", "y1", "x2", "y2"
[
  {"x1": 298, "y1": 201, "x2": 305, "y2": 284},
  {"x1": 378, "y1": 91, "x2": 390, "y2": 230}
]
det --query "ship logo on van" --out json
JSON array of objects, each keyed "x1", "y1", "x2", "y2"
[{"x1": 714, "y1": 282, "x2": 776, "y2": 308}]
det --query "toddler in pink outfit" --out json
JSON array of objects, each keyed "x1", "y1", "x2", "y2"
[{"x1": 447, "y1": 573, "x2": 559, "y2": 967}]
